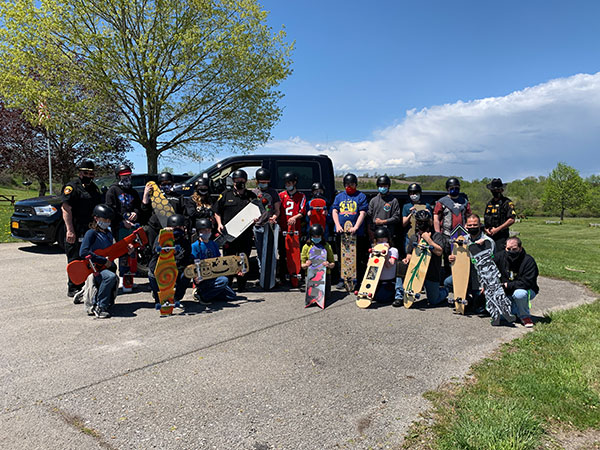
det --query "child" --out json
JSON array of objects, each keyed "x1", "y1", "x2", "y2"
[
  {"x1": 371, "y1": 227, "x2": 398, "y2": 303},
  {"x1": 301, "y1": 224, "x2": 335, "y2": 300},
  {"x1": 78, "y1": 204, "x2": 119, "y2": 318},
  {"x1": 191, "y1": 218, "x2": 237, "y2": 304}
]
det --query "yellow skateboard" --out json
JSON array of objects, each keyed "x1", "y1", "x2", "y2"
[
  {"x1": 183, "y1": 254, "x2": 249, "y2": 281},
  {"x1": 450, "y1": 227, "x2": 470, "y2": 314},
  {"x1": 154, "y1": 229, "x2": 180, "y2": 316},
  {"x1": 147, "y1": 181, "x2": 175, "y2": 228},
  {"x1": 402, "y1": 238, "x2": 432, "y2": 308},
  {"x1": 407, "y1": 204, "x2": 427, "y2": 239},
  {"x1": 355, "y1": 243, "x2": 389, "y2": 308}
]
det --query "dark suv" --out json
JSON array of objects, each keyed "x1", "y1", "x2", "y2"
[{"x1": 10, "y1": 173, "x2": 189, "y2": 248}]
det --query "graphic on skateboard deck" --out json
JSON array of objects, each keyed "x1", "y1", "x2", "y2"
[
  {"x1": 305, "y1": 245, "x2": 327, "y2": 309},
  {"x1": 340, "y1": 220, "x2": 357, "y2": 292},
  {"x1": 147, "y1": 181, "x2": 175, "y2": 228},
  {"x1": 67, "y1": 227, "x2": 148, "y2": 285},
  {"x1": 184, "y1": 253, "x2": 249, "y2": 281},
  {"x1": 307, "y1": 198, "x2": 327, "y2": 229},
  {"x1": 468, "y1": 239, "x2": 516, "y2": 324},
  {"x1": 355, "y1": 243, "x2": 389, "y2": 309},
  {"x1": 283, "y1": 225, "x2": 301, "y2": 288},
  {"x1": 407, "y1": 204, "x2": 427, "y2": 239},
  {"x1": 155, "y1": 229, "x2": 179, "y2": 316},
  {"x1": 403, "y1": 238, "x2": 432, "y2": 308},
  {"x1": 259, "y1": 223, "x2": 279, "y2": 290},
  {"x1": 215, "y1": 201, "x2": 262, "y2": 245},
  {"x1": 450, "y1": 225, "x2": 470, "y2": 314}
]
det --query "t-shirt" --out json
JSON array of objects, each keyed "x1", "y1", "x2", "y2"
[
  {"x1": 379, "y1": 246, "x2": 399, "y2": 280},
  {"x1": 278, "y1": 190, "x2": 307, "y2": 232},
  {"x1": 253, "y1": 187, "x2": 281, "y2": 226},
  {"x1": 433, "y1": 194, "x2": 471, "y2": 236},
  {"x1": 407, "y1": 232, "x2": 445, "y2": 282},
  {"x1": 213, "y1": 189, "x2": 257, "y2": 224},
  {"x1": 332, "y1": 191, "x2": 369, "y2": 236},
  {"x1": 191, "y1": 240, "x2": 221, "y2": 260},
  {"x1": 368, "y1": 194, "x2": 401, "y2": 232}
]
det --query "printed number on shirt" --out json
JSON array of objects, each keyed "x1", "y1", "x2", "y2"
[{"x1": 285, "y1": 201, "x2": 294, "y2": 217}]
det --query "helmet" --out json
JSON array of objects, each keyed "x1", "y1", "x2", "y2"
[
  {"x1": 114, "y1": 164, "x2": 132, "y2": 178},
  {"x1": 195, "y1": 177, "x2": 210, "y2": 190},
  {"x1": 343, "y1": 173, "x2": 358, "y2": 186},
  {"x1": 446, "y1": 177, "x2": 460, "y2": 189},
  {"x1": 415, "y1": 209, "x2": 432, "y2": 222},
  {"x1": 376, "y1": 175, "x2": 391, "y2": 187},
  {"x1": 486, "y1": 178, "x2": 506, "y2": 190},
  {"x1": 231, "y1": 169, "x2": 248, "y2": 181},
  {"x1": 311, "y1": 182, "x2": 325, "y2": 192},
  {"x1": 158, "y1": 172, "x2": 174, "y2": 184},
  {"x1": 374, "y1": 227, "x2": 390, "y2": 240},
  {"x1": 93, "y1": 204, "x2": 114, "y2": 220},
  {"x1": 309, "y1": 224, "x2": 324, "y2": 237},
  {"x1": 283, "y1": 171, "x2": 298, "y2": 183},
  {"x1": 78, "y1": 160, "x2": 95, "y2": 171},
  {"x1": 407, "y1": 183, "x2": 422, "y2": 194},
  {"x1": 167, "y1": 214, "x2": 186, "y2": 228},
  {"x1": 195, "y1": 218, "x2": 212, "y2": 230},
  {"x1": 255, "y1": 168, "x2": 270, "y2": 180}
]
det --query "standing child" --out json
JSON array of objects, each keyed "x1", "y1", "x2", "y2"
[
  {"x1": 278, "y1": 171, "x2": 307, "y2": 285},
  {"x1": 371, "y1": 227, "x2": 398, "y2": 303},
  {"x1": 301, "y1": 224, "x2": 335, "y2": 301}
]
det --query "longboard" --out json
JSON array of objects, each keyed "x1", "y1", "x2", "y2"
[
  {"x1": 355, "y1": 243, "x2": 388, "y2": 308},
  {"x1": 403, "y1": 238, "x2": 432, "y2": 308},
  {"x1": 407, "y1": 204, "x2": 427, "y2": 239},
  {"x1": 67, "y1": 227, "x2": 148, "y2": 285},
  {"x1": 450, "y1": 226, "x2": 470, "y2": 314},
  {"x1": 155, "y1": 229, "x2": 179, "y2": 316},
  {"x1": 340, "y1": 220, "x2": 357, "y2": 292},
  {"x1": 147, "y1": 181, "x2": 175, "y2": 228},
  {"x1": 283, "y1": 226, "x2": 301, "y2": 288},
  {"x1": 305, "y1": 245, "x2": 328, "y2": 309},
  {"x1": 215, "y1": 201, "x2": 262, "y2": 245},
  {"x1": 184, "y1": 253, "x2": 249, "y2": 281},
  {"x1": 259, "y1": 223, "x2": 279, "y2": 290},
  {"x1": 308, "y1": 198, "x2": 327, "y2": 229}
]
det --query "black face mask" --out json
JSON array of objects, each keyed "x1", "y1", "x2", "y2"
[
  {"x1": 235, "y1": 181, "x2": 246, "y2": 190},
  {"x1": 416, "y1": 222, "x2": 429, "y2": 232},
  {"x1": 466, "y1": 227, "x2": 480, "y2": 236},
  {"x1": 506, "y1": 249, "x2": 521, "y2": 262},
  {"x1": 173, "y1": 228, "x2": 185, "y2": 240},
  {"x1": 492, "y1": 190, "x2": 502, "y2": 199},
  {"x1": 80, "y1": 176, "x2": 93, "y2": 186}
]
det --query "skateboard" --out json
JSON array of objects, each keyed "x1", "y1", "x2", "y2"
[
  {"x1": 402, "y1": 238, "x2": 432, "y2": 308},
  {"x1": 340, "y1": 220, "x2": 357, "y2": 292},
  {"x1": 67, "y1": 227, "x2": 148, "y2": 285},
  {"x1": 215, "y1": 201, "x2": 262, "y2": 245},
  {"x1": 307, "y1": 197, "x2": 327, "y2": 229},
  {"x1": 259, "y1": 223, "x2": 280, "y2": 290},
  {"x1": 355, "y1": 243, "x2": 388, "y2": 308},
  {"x1": 147, "y1": 181, "x2": 175, "y2": 228},
  {"x1": 305, "y1": 245, "x2": 328, "y2": 309},
  {"x1": 184, "y1": 253, "x2": 249, "y2": 281},
  {"x1": 468, "y1": 239, "x2": 516, "y2": 324},
  {"x1": 283, "y1": 225, "x2": 301, "y2": 288},
  {"x1": 154, "y1": 229, "x2": 180, "y2": 316},
  {"x1": 407, "y1": 204, "x2": 427, "y2": 239},
  {"x1": 450, "y1": 226, "x2": 470, "y2": 314}
]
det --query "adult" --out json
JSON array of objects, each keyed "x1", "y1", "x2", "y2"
[
  {"x1": 184, "y1": 176, "x2": 215, "y2": 238},
  {"x1": 484, "y1": 178, "x2": 516, "y2": 254},
  {"x1": 367, "y1": 175, "x2": 401, "y2": 243},
  {"x1": 278, "y1": 171, "x2": 307, "y2": 285},
  {"x1": 252, "y1": 167, "x2": 281, "y2": 275},
  {"x1": 213, "y1": 169, "x2": 257, "y2": 291},
  {"x1": 496, "y1": 237, "x2": 539, "y2": 328},
  {"x1": 61, "y1": 159, "x2": 102, "y2": 300}
]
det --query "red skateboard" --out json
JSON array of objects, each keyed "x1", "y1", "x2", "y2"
[
  {"x1": 67, "y1": 227, "x2": 148, "y2": 285},
  {"x1": 283, "y1": 225, "x2": 301, "y2": 288},
  {"x1": 308, "y1": 198, "x2": 327, "y2": 229}
]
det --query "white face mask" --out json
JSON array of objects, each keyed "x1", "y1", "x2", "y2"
[{"x1": 410, "y1": 194, "x2": 420, "y2": 202}]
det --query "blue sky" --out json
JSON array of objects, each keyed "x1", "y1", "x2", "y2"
[{"x1": 131, "y1": 0, "x2": 600, "y2": 181}]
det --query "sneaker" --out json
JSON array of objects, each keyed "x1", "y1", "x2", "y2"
[
  {"x1": 335, "y1": 280, "x2": 345, "y2": 290},
  {"x1": 522, "y1": 317, "x2": 534, "y2": 328},
  {"x1": 121, "y1": 286, "x2": 133, "y2": 293},
  {"x1": 93, "y1": 306, "x2": 110, "y2": 319},
  {"x1": 194, "y1": 291, "x2": 211, "y2": 305},
  {"x1": 72, "y1": 289, "x2": 84, "y2": 304},
  {"x1": 392, "y1": 299, "x2": 403, "y2": 308},
  {"x1": 490, "y1": 317, "x2": 501, "y2": 326}
]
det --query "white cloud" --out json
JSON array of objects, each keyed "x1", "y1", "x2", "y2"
[{"x1": 261, "y1": 72, "x2": 600, "y2": 180}]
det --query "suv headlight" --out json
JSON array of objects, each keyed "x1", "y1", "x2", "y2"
[{"x1": 34, "y1": 205, "x2": 58, "y2": 216}]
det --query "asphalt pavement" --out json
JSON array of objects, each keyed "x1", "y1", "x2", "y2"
[{"x1": 0, "y1": 242, "x2": 596, "y2": 449}]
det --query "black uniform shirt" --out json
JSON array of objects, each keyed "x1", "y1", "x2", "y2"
[
  {"x1": 213, "y1": 189, "x2": 257, "y2": 224},
  {"x1": 61, "y1": 178, "x2": 102, "y2": 234},
  {"x1": 484, "y1": 195, "x2": 516, "y2": 239}
]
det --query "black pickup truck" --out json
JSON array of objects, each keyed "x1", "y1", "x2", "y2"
[{"x1": 10, "y1": 154, "x2": 446, "y2": 247}]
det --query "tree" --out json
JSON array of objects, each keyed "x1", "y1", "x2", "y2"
[
  {"x1": 0, "y1": 0, "x2": 293, "y2": 173},
  {"x1": 542, "y1": 162, "x2": 586, "y2": 220}
]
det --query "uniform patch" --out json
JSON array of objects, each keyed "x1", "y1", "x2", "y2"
[{"x1": 63, "y1": 186, "x2": 73, "y2": 195}]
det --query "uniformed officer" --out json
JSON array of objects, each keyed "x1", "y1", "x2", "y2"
[
  {"x1": 484, "y1": 178, "x2": 516, "y2": 253},
  {"x1": 213, "y1": 169, "x2": 257, "y2": 292},
  {"x1": 61, "y1": 159, "x2": 102, "y2": 300}
]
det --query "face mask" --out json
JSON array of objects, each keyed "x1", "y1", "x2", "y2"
[
  {"x1": 506, "y1": 249, "x2": 521, "y2": 261},
  {"x1": 119, "y1": 176, "x2": 132, "y2": 189},
  {"x1": 492, "y1": 190, "x2": 502, "y2": 198},
  {"x1": 97, "y1": 220, "x2": 110, "y2": 229},
  {"x1": 258, "y1": 182, "x2": 269, "y2": 190},
  {"x1": 466, "y1": 227, "x2": 480, "y2": 236},
  {"x1": 449, "y1": 187, "x2": 460, "y2": 196},
  {"x1": 197, "y1": 189, "x2": 209, "y2": 196},
  {"x1": 200, "y1": 232, "x2": 211, "y2": 242},
  {"x1": 410, "y1": 194, "x2": 420, "y2": 202},
  {"x1": 416, "y1": 222, "x2": 429, "y2": 232},
  {"x1": 173, "y1": 228, "x2": 185, "y2": 240},
  {"x1": 345, "y1": 186, "x2": 356, "y2": 195},
  {"x1": 311, "y1": 237, "x2": 322, "y2": 244},
  {"x1": 235, "y1": 181, "x2": 246, "y2": 190},
  {"x1": 312, "y1": 191, "x2": 324, "y2": 198},
  {"x1": 81, "y1": 176, "x2": 93, "y2": 186},
  {"x1": 285, "y1": 184, "x2": 295, "y2": 192},
  {"x1": 378, "y1": 187, "x2": 389, "y2": 195},
  {"x1": 160, "y1": 184, "x2": 172, "y2": 193}
]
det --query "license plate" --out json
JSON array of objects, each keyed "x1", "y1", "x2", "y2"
[{"x1": 11, "y1": 221, "x2": 19, "y2": 229}]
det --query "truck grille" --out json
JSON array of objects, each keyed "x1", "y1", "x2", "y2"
[{"x1": 14, "y1": 205, "x2": 34, "y2": 216}]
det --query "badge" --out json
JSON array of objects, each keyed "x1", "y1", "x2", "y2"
[{"x1": 63, "y1": 186, "x2": 73, "y2": 195}]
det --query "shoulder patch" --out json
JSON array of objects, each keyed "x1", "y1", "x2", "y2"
[{"x1": 63, "y1": 186, "x2": 73, "y2": 195}]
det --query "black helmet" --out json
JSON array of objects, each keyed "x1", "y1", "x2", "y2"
[
  {"x1": 446, "y1": 177, "x2": 460, "y2": 189},
  {"x1": 343, "y1": 173, "x2": 358, "y2": 186},
  {"x1": 415, "y1": 209, "x2": 432, "y2": 222},
  {"x1": 195, "y1": 177, "x2": 210, "y2": 191},
  {"x1": 255, "y1": 168, "x2": 270, "y2": 180},
  {"x1": 309, "y1": 223, "x2": 324, "y2": 237},
  {"x1": 167, "y1": 214, "x2": 186, "y2": 228},
  {"x1": 311, "y1": 181, "x2": 325, "y2": 192},
  {"x1": 283, "y1": 171, "x2": 298, "y2": 183},
  {"x1": 407, "y1": 183, "x2": 422, "y2": 194},
  {"x1": 376, "y1": 175, "x2": 391, "y2": 187},
  {"x1": 374, "y1": 227, "x2": 390, "y2": 240},
  {"x1": 114, "y1": 164, "x2": 132, "y2": 178},
  {"x1": 93, "y1": 204, "x2": 114, "y2": 219},
  {"x1": 195, "y1": 218, "x2": 212, "y2": 230},
  {"x1": 78, "y1": 159, "x2": 95, "y2": 171},
  {"x1": 231, "y1": 169, "x2": 248, "y2": 181},
  {"x1": 158, "y1": 172, "x2": 174, "y2": 183}
]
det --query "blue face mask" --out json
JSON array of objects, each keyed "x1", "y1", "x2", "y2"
[
  {"x1": 311, "y1": 237, "x2": 322, "y2": 244},
  {"x1": 258, "y1": 182, "x2": 269, "y2": 190},
  {"x1": 378, "y1": 187, "x2": 389, "y2": 194},
  {"x1": 449, "y1": 187, "x2": 460, "y2": 196}
]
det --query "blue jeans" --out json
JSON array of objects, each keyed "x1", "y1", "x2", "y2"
[
  {"x1": 374, "y1": 280, "x2": 396, "y2": 303},
  {"x1": 443, "y1": 275, "x2": 481, "y2": 303},
  {"x1": 197, "y1": 276, "x2": 236, "y2": 302},
  {"x1": 148, "y1": 271, "x2": 190, "y2": 302},
  {"x1": 510, "y1": 289, "x2": 536, "y2": 319},
  {"x1": 395, "y1": 277, "x2": 448, "y2": 305},
  {"x1": 95, "y1": 269, "x2": 118, "y2": 310}
]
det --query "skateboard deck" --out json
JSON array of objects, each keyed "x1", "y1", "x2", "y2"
[
  {"x1": 67, "y1": 227, "x2": 148, "y2": 285},
  {"x1": 215, "y1": 201, "x2": 262, "y2": 245},
  {"x1": 308, "y1": 198, "x2": 327, "y2": 229},
  {"x1": 450, "y1": 226, "x2": 470, "y2": 314},
  {"x1": 184, "y1": 253, "x2": 249, "y2": 281},
  {"x1": 407, "y1": 204, "x2": 427, "y2": 239},
  {"x1": 355, "y1": 243, "x2": 388, "y2": 308},
  {"x1": 340, "y1": 220, "x2": 357, "y2": 292},
  {"x1": 305, "y1": 245, "x2": 328, "y2": 309},
  {"x1": 469, "y1": 239, "x2": 516, "y2": 324},
  {"x1": 403, "y1": 238, "x2": 432, "y2": 308},
  {"x1": 147, "y1": 181, "x2": 175, "y2": 228},
  {"x1": 259, "y1": 223, "x2": 279, "y2": 290},
  {"x1": 155, "y1": 229, "x2": 179, "y2": 316},
  {"x1": 283, "y1": 226, "x2": 301, "y2": 288}
]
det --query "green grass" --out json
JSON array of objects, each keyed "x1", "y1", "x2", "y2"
[{"x1": 0, "y1": 186, "x2": 42, "y2": 243}]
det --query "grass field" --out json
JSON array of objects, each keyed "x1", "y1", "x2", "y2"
[
  {"x1": 0, "y1": 186, "x2": 41, "y2": 243},
  {"x1": 403, "y1": 217, "x2": 600, "y2": 449}
]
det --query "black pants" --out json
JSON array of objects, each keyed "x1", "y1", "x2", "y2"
[
  {"x1": 223, "y1": 228, "x2": 253, "y2": 290},
  {"x1": 65, "y1": 236, "x2": 84, "y2": 294}
]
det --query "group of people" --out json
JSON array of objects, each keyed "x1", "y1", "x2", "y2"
[{"x1": 60, "y1": 160, "x2": 539, "y2": 327}]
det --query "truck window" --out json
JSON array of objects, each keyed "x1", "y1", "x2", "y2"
[
  {"x1": 209, "y1": 161, "x2": 263, "y2": 192},
  {"x1": 275, "y1": 161, "x2": 321, "y2": 190}
]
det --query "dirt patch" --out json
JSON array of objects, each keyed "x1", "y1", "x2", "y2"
[{"x1": 547, "y1": 428, "x2": 600, "y2": 449}]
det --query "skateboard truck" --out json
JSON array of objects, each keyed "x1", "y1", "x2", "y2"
[{"x1": 156, "y1": 244, "x2": 182, "y2": 253}]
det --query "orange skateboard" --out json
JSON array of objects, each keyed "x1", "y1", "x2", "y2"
[
  {"x1": 283, "y1": 225, "x2": 301, "y2": 288},
  {"x1": 154, "y1": 229, "x2": 180, "y2": 316}
]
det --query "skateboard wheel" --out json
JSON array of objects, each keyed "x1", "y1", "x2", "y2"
[
  {"x1": 156, "y1": 246, "x2": 162, "y2": 252},
  {"x1": 368, "y1": 293, "x2": 372, "y2": 298},
  {"x1": 368, "y1": 248, "x2": 372, "y2": 253},
  {"x1": 354, "y1": 291, "x2": 358, "y2": 295},
  {"x1": 155, "y1": 303, "x2": 160, "y2": 310},
  {"x1": 414, "y1": 293, "x2": 421, "y2": 299},
  {"x1": 175, "y1": 301, "x2": 181, "y2": 308}
]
